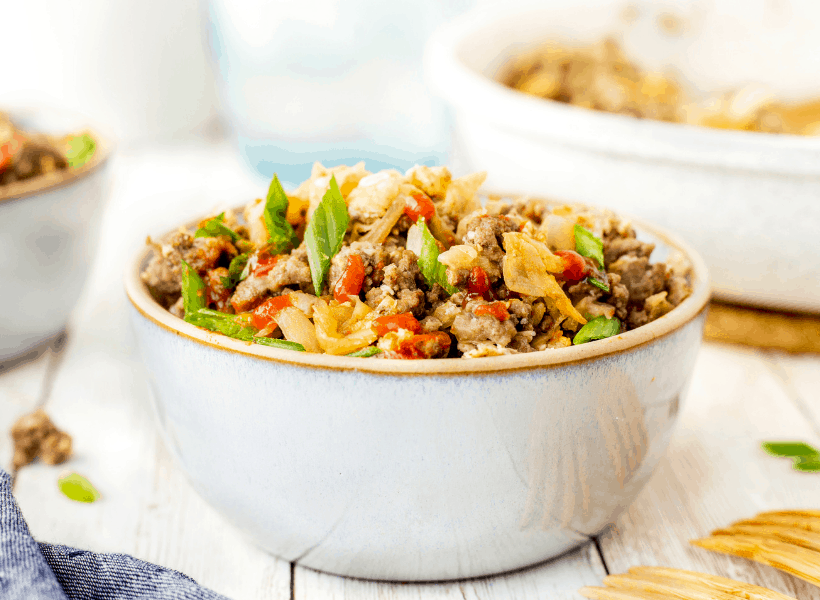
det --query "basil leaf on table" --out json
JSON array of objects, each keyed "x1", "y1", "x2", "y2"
[
  {"x1": 264, "y1": 174, "x2": 300, "y2": 255},
  {"x1": 417, "y1": 218, "x2": 458, "y2": 295},
  {"x1": 304, "y1": 175, "x2": 350, "y2": 295},
  {"x1": 573, "y1": 316, "x2": 621, "y2": 345},
  {"x1": 574, "y1": 225, "x2": 605, "y2": 270},
  {"x1": 195, "y1": 213, "x2": 240, "y2": 242},
  {"x1": 65, "y1": 133, "x2": 96, "y2": 168},
  {"x1": 221, "y1": 253, "x2": 250, "y2": 289},
  {"x1": 346, "y1": 346, "x2": 382, "y2": 358}
]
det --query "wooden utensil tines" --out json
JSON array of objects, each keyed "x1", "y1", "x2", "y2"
[
  {"x1": 691, "y1": 510, "x2": 820, "y2": 588},
  {"x1": 579, "y1": 566, "x2": 796, "y2": 600}
]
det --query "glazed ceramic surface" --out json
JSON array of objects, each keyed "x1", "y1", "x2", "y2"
[
  {"x1": 425, "y1": 3, "x2": 820, "y2": 313},
  {"x1": 126, "y1": 209, "x2": 709, "y2": 581},
  {"x1": 0, "y1": 107, "x2": 111, "y2": 360}
]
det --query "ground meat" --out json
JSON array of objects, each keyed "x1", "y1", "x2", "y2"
[
  {"x1": 8, "y1": 139, "x2": 68, "y2": 181},
  {"x1": 451, "y1": 310, "x2": 517, "y2": 350},
  {"x1": 142, "y1": 231, "x2": 236, "y2": 307},
  {"x1": 462, "y1": 215, "x2": 517, "y2": 280},
  {"x1": 608, "y1": 255, "x2": 666, "y2": 302},
  {"x1": 205, "y1": 267, "x2": 232, "y2": 311},
  {"x1": 11, "y1": 408, "x2": 72, "y2": 471},
  {"x1": 231, "y1": 245, "x2": 312, "y2": 312},
  {"x1": 666, "y1": 273, "x2": 692, "y2": 306},
  {"x1": 603, "y1": 236, "x2": 655, "y2": 267},
  {"x1": 607, "y1": 273, "x2": 630, "y2": 320},
  {"x1": 509, "y1": 330, "x2": 537, "y2": 353}
]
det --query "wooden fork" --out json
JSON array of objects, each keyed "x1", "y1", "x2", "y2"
[
  {"x1": 579, "y1": 566, "x2": 796, "y2": 600},
  {"x1": 692, "y1": 510, "x2": 820, "y2": 587}
]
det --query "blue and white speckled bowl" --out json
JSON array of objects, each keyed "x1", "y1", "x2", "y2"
[{"x1": 125, "y1": 210, "x2": 709, "y2": 581}]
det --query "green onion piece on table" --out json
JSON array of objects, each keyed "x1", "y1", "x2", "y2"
[
  {"x1": 762, "y1": 441, "x2": 820, "y2": 472},
  {"x1": 59, "y1": 472, "x2": 100, "y2": 503}
]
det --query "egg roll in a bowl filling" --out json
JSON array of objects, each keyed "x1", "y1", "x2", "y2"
[{"x1": 141, "y1": 164, "x2": 692, "y2": 359}]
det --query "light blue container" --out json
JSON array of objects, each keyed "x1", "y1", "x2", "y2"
[{"x1": 206, "y1": 0, "x2": 468, "y2": 186}]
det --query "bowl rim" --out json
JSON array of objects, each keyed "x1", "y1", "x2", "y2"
[
  {"x1": 424, "y1": 5, "x2": 820, "y2": 176},
  {"x1": 0, "y1": 108, "x2": 112, "y2": 204},
  {"x1": 124, "y1": 196, "x2": 710, "y2": 376}
]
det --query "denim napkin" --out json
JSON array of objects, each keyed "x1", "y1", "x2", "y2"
[{"x1": 0, "y1": 469, "x2": 230, "y2": 600}]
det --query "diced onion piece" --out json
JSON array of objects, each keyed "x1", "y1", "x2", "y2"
[
  {"x1": 289, "y1": 291, "x2": 321, "y2": 318},
  {"x1": 243, "y1": 198, "x2": 268, "y2": 247},
  {"x1": 313, "y1": 300, "x2": 377, "y2": 355},
  {"x1": 340, "y1": 297, "x2": 373, "y2": 334},
  {"x1": 437, "y1": 244, "x2": 478, "y2": 270},
  {"x1": 575, "y1": 297, "x2": 616, "y2": 320},
  {"x1": 502, "y1": 232, "x2": 586, "y2": 324},
  {"x1": 438, "y1": 172, "x2": 486, "y2": 221},
  {"x1": 406, "y1": 224, "x2": 422, "y2": 256},
  {"x1": 540, "y1": 214, "x2": 577, "y2": 251},
  {"x1": 276, "y1": 307, "x2": 321, "y2": 353},
  {"x1": 360, "y1": 194, "x2": 406, "y2": 244},
  {"x1": 346, "y1": 169, "x2": 403, "y2": 222}
]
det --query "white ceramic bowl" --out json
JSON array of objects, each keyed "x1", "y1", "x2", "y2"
[
  {"x1": 0, "y1": 107, "x2": 111, "y2": 361},
  {"x1": 425, "y1": 4, "x2": 820, "y2": 313},
  {"x1": 126, "y1": 207, "x2": 709, "y2": 581}
]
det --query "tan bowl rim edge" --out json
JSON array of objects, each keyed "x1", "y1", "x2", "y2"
[
  {"x1": 125, "y1": 203, "x2": 710, "y2": 376},
  {"x1": 0, "y1": 128, "x2": 112, "y2": 204}
]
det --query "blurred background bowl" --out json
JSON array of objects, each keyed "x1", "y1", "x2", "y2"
[
  {"x1": 426, "y1": 0, "x2": 820, "y2": 313},
  {"x1": 0, "y1": 105, "x2": 111, "y2": 361}
]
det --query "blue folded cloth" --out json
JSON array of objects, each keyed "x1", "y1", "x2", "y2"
[{"x1": 0, "y1": 469, "x2": 230, "y2": 600}]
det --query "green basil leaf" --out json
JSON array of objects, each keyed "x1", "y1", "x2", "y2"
[
  {"x1": 587, "y1": 276, "x2": 610, "y2": 293},
  {"x1": 574, "y1": 225, "x2": 605, "y2": 270},
  {"x1": 264, "y1": 174, "x2": 300, "y2": 255},
  {"x1": 253, "y1": 337, "x2": 305, "y2": 351},
  {"x1": 417, "y1": 218, "x2": 458, "y2": 295},
  {"x1": 221, "y1": 253, "x2": 250, "y2": 289},
  {"x1": 59, "y1": 472, "x2": 100, "y2": 503},
  {"x1": 346, "y1": 346, "x2": 382, "y2": 358},
  {"x1": 65, "y1": 134, "x2": 96, "y2": 168},
  {"x1": 185, "y1": 308, "x2": 305, "y2": 351},
  {"x1": 573, "y1": 315, "x2": 621, "y2": 345},
  {"x1": 304, "y1": 175, "x2": 350, "y2": 296},
  {"x1": 195, "y1": 212, "x2": 240, "y2": 242},
  {"x1": 762, "y1": 442, "x2": 820, "y2": 458},
  {"x1": 180, "y1": 260, "x2": 206, "y2": 315}
]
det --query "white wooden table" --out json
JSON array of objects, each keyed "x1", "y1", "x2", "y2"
[{"x1": 3, "y1": 143, "x2": 820, "y2": 600}]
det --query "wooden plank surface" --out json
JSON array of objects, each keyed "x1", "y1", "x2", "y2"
[
  {"x1": 294, "y1": 544, "x2": 606, "y2": 600},
  {"x1": 598, "y1": 343, "x2": 820, "y2": 598}
]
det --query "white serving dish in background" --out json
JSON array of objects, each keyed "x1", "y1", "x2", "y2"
[
  {"x1": 426, "y1": 2, "x2": 820, "y2": 313},
  {"x1": 126, "y1": 208, "x2": 709, "y2": 581},
  {"x1": 0, "y1": 106, "x2": 111, "y2": 361}
]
